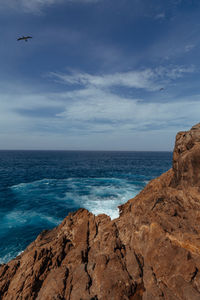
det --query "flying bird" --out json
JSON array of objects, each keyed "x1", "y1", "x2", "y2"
[
  {"x1": 159, "y1": 88, "x2": 164, "y2": 91},
  {"x1": 17, "y1": 36, "x2": 32, "y2": 42}
]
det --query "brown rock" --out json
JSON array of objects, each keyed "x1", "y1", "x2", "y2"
[
  {"x1": 171, "y1": 123, "x2": 200, "y2": 187},
  {"x1": 1, "y1": 124, "x2": 200, "y2": 299}
]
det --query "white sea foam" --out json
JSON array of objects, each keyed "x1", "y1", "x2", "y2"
[
  {"x1": 10, "y1": 178, "x2": 53, "y2": 189},
  {"x1": 82, "y1": 194, "x2": 134, "y2": 220},
  {"x1": 64, "y1": 178, "x2": 140, "y2": 219},
  {"x1": 2, "y1": 210, "x2": 61, "y2": 229},
  {"x1": 16, "y1": 250, "x2": 24, "y2": 257},
  {"x1": 1, "y1": 177, "x2": 146, "y2": 264},
  {"x1": 10, "y1": 177, "x2": 144, "y2": 220},
  {"x1": 0, "y1": 254, "x2": 13, "y2": 265},
  {"x1": 0, "y1": 250, "x2": 24, "y2": 265}
]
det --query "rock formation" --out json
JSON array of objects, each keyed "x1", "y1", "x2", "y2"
[{"x1": 1, "y1": 124, "x2": 200, "y2": 300}]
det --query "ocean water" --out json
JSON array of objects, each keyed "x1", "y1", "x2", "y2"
[{"x1": 0, "y1": 150, "x2": 172, "y2": 263}]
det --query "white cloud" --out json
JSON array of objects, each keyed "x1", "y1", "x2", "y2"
[
  {"x1": 155, "y1": 13, "x2": 165, "y2": 20},
  {"x1": 154, "y1": 65, "x2": 195, "y2": 80},
  {"x1": 0, "y1": 64, "x2": 197, "y2": 150},
  {"x1": 54, "y1": 87, "x2": 200, "y2": 133},
  {"x1": 50, "y1": 69, "x2": 158, "y2": 91},
  {"x1": 184, "y1": 44, "x2": 195, "y2": 53},
  {"x1": 50, "y1": 66, "x2": 194, "y2": 91},
  {"x1": 0, "y1": 0, "x2": 99, "y2": 13},
  {"x1": 0, "y1": 83, "x2": 200, "y2": 150}
]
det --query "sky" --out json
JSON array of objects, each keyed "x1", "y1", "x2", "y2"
[{"x1": 0, "y1": 0, "x2": 200, "y2": 150}]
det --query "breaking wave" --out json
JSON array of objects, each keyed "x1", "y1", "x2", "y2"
[{"x1": 10, "y1": 177, "x2": 144, "y2": 220}]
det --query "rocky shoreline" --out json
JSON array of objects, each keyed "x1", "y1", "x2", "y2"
[{"x1": 1, "y1": 124, "x2": 200, "y2": 299}]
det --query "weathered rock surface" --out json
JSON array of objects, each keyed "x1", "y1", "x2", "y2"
[{"x1": 1, "y1": 124, "x2": 200, "y2": 300}]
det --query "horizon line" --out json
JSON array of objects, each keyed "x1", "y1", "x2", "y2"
[{"x1": 0, "y1": 149, "x2": 173, "y2": 152}]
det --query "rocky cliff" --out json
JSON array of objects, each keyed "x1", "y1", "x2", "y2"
[{"x1": 1, "y1": 124, "x2": 200, "y2": 300}]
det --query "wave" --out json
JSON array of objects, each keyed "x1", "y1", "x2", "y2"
[
  {"x1": 0, "y1": 210, "x2": 61, "y2": 237},
  {"x1": 10, "y1": 177, "x2": 146, "y2": 220}
]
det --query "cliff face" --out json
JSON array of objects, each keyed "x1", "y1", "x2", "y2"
[
  {"x1": 1, "y1": 124, "x2": 200, "y2": 300},
  {"x1": 171, "y1": 123, "x2": 200, "y2": 187}
]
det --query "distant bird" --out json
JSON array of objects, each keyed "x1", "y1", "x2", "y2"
[
  {"x1": 159, "y1": 88, "x2": 164, "y2": 91},
  {"x1": 17, "y1": 36, "x2": 32, "y2": 42}
]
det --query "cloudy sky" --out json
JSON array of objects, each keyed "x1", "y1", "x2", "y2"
[{"x1": 0, "y1": 0, "x2": 200, "y2": 150}]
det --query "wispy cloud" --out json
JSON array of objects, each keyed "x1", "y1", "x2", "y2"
[
  {"x1": 184, "y1": 44, "x2": 195, "y2": 53},
  {"x1": 155, "y1": 12, "x2": 165, "y2": 20},
  {"x1": 56, "y1": 93, "x2": 200, "y2": 134},
  {"x1": 50, "y1": 65, "x2": 194, "y2": 92},
  {"x1": 43, "y1": 65, "x2": 197, "y2": 136},
  {"x1": 154, "y1": 65, "x2": 195, "y2": 80},
  {"x1": 0, "y1": 71, "x2": 199, "y2": 150},
  {"x1": 1, "y1": 0, "x2": 99, "y2": 13},
  {"x1": 0, "y1": 64, "x2": 197, "y2": 149},
  {"x1": 50, "y1": 69, "x2": 158, "y2": 91}
]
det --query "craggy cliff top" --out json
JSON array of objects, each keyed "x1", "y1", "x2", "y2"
[{"x1": 1, "y1": 124, "x2": 200, "y2": 300}]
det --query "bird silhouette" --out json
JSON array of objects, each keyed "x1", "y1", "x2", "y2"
[{"x1": 17, "y1": 36, "x2": 32, "y2": 42}]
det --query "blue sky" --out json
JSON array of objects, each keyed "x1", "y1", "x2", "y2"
[{"x1": 0, "y1": 0, "x2": 200, "y2": 150}]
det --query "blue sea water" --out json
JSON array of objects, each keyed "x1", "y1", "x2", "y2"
[{"x1": 0, "y1": 150, "x2": 172, "y2": 263}]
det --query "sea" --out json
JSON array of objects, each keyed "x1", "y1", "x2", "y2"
[{"x1": 0, "y1": 150, "x2": 172, "y2": 264}]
